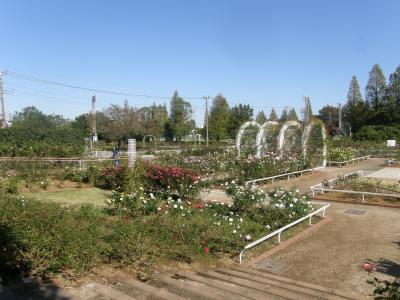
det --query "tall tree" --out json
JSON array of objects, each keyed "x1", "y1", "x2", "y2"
[
  {"x1": 365, "y1": 64, "x2": 387, "y2": 112},
  {"x1": 102, "y1": 100, "x2": 140, "y2": 144},
  {"x1": 11, "y1": 106, "x2": 67, "y2": 129},
  {"x1": 280, "y1": 108, "x2": 288, "y2": 122},
  {"x1": 255, "y1": 110, "x2": 267, "y2": 124},
  {"x1": 138, "y1": 103, "x2": 168, "y2": 139},
  {"x1": 344, "y1": 76, "x2": 369, "y2": 133},
  {"x1": 318, "y1": 105, "x2": 339, "y2": 130},
  {"x1": 227, "y1": 104, "x2": 253, "y2": 138},
  {"x1": 383, "y1": 65, "x2": 400, "y2": 123},
  {"x1": 288, "y1": 108, "x2": 298, "y2": 121},
  {"x1": 208, "y1": 94, "x2": 230, "y2": 141},
  {"x1": 269, "y1": 108, "x2": 279, "y2": 121},
  {"x1": 168, "y1": 91, "x2": 195, "y2": 141}
]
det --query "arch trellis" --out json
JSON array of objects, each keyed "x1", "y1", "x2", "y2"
[
  {"x1": 142, "y1": 135, "x2": 156, "y2": 148},
  {"x1": 236, "y1": 119, "x2": 327, "y2": 168},
  {"x1": 236, "y1": 121, "x2": 263, "y2": 157},
  {"x1": 256, "y1": 121, "x2": 280, "y2": 156},
  {"x1": 302, "y1": 120, "x2": 327, "y2": 167},
  {"x1": 277, "y1": 120, "x2": 302, "y2": 156}
]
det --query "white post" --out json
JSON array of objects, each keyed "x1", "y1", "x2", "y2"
[{"x1": 128, "y1": 139, "x2": 136, "y2": 168}]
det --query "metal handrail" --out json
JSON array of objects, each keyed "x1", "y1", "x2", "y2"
[
  {"x1": 239, "y1": 203, "x2": 330, "y2": 263},
  {"x1": 326, "y1": 155, "x2": 371, "y2": 167},
  {"x1": 245, "y1": 166, "x2": 324, "y2": 185}
]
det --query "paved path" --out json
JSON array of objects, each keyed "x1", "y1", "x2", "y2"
[
  {"x1": 204, "y1": 158, "x2": 386, "y2": 202},
  {"x1": 259, "y1": 158, "x2": 385, "y2": 194},
  {"x1": 254, "y1": 202, "x2": 400, "y2": 298}
]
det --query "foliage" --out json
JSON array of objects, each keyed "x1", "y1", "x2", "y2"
[
  {"x1": 255, "y1": 110, "x2": 267, "y2": 124},
  {"x1": 327, "y1": 146, "x2": 354, "y2": 161},
  {"x1": 0, "y1": 197, "x2": 106, "y2": 278},
  {"x1": 169, "y1": 91, "x2": 195, "y2": 141},
  {"x1": 354, "y1": 125, "x2": 400, "y2": 141},
  {"x1": 269, "y1": 108, "x2": 279, "y2": 121},
  {"x1": 227, "y1": 104, "x2": 253, "y2": 139},
  {"x1": 144, "y1": 163, "x2": 200, "y2": 201},
  {"x1": 288, "y1": 108, "x2": 298, "y2": 121},
  {"x1": 366, "y1": 64, "x2": 387, "y2": 112},
  {"x1": 318, "y1": 105, "x2": 339, "y2": 133},
  {"x1": 0, "y1": 180, "x2": 315, "y2": 279},
  {"x1": 208, "y1": 94, "x2": 230, "y2": 141},
  {"x1": 369, "y1": 277, "x2": 400, "y2": 300},
  {"x1": 0, "y1": 127, "x2": 85, "y2": 157}
]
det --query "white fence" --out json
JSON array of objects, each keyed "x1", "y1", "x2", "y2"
[
  {"x1": 239, "y1": 203, "x2": 330, "y2": 263},
  {"x1": 326, "y1": 155, "x2": 371, "y2": 167},
  {"x1": 310, "y1": 170, "x2": 400, "y2": 202},
  {"x1": 245, "y1": 166, "x2": 324, "y2": 185}
]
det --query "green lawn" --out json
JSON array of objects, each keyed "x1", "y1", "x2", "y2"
[{"x1": 23, "y1": 188, "x2": 111, "y2": 206}]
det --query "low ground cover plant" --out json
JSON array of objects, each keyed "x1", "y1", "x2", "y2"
[{"x1": 0, "y1": 170, "x2": 314, "y2": 279}]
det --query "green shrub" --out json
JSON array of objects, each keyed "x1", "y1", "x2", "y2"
[
  {"x1": 328, "y1": 147, "x2": 354, "y2": 161},
  {"x1": 354, "y1": 125, "x2": 400, "y2": 141}
]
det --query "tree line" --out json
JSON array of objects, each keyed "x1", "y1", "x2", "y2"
[{"x1": 318, "y1": 64, "x2": 400, "y2": 137}]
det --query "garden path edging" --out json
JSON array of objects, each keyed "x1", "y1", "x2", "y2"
[{"x1": 247, "y1": 216, "x2": 331, "y2": 267}]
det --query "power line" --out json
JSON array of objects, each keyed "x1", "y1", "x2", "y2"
[{"x1": 6, "y1": 69, "x2": 204, "y2": 100}]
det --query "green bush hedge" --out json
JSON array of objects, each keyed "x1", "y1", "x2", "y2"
[
  {"x1": 0, "y1": 127, "x2": 85, "y2": 157},
  {"x1": 354, "y1": 125, "x2": 400, "y2": 141}
]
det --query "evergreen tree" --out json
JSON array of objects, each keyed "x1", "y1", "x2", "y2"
[
  {"x1": 344, "y1": 76, "x2": 369, "y2": 133},
  {"x1": 288, "y1": 108, "x2": 298, "y2": 121},
  {"x1": 280, "y1": 108, "x2": 288, "y2": 121},
  {"x1": 227, "y1": 104, "x2": 253, "y2": 138},
  {"x1": 269, "y1": 108, "x2": 279, "y2": 121},
  {"x1": 255, "y1": 110, "x2": 267, "y2": 124},
  {"x1": 383, "y1": 65, "x2": 400, "y2": 123},
  {"x1": 208, "y1": 94, "x2": 230, "y2": 141},
  {"x1": 366, "y1": 64, "x2": 387, "y2": 112},
  {"x1": 168, "y1": 91, "x2": 195, "y2": 141}
]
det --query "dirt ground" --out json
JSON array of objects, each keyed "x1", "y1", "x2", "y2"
[{"x1": 254, "y1": 202, "x2": 400, "y2": 298}]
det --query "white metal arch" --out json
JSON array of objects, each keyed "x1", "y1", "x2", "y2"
[
  {"x1": 236, "y1": 121, "x2": 263, "y2": 157},
  {"x1": 302, "y1": 121, "x2": 327, "y2": 167},
  {"x1": 277, "y1": 120, "x2": 302, "y2": 156},
  {"x1": 256, "y1": 121, "x2": 280, "y2": 156}
]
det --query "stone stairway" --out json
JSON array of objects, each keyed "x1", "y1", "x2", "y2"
[{"x1": 64, "y1": 266, "x2": 357, "y2": 300}]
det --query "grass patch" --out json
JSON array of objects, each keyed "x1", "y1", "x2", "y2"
[{"x1": 22, "y1": 188, "x2": 111, "y2": 206}]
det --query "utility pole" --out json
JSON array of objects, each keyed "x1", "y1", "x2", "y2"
[
  {"x1": 338, "y1": 103, "x2": 342, "y2": 134},
  {"x1": 92, "y1": 95, "x2": 98, "y2": 142},
  {"x1": 0, "y1": 71, "x2": 6, "y2": 128},
  {"x1": 203, "y1": 96, "x2": 210, "y2": 147}
]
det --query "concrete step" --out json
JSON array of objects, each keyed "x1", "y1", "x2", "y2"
[
  {"x1": 152, "y1": 273, "x2": 242, "y2": 300},
  {"x1": 83, "y1": 282, "x2": 139, "y2": 300},
  {"x1": 177, "y1": 271, "x2": 283, "y2": 300},
  {"x1": 233, "y1": 266, "x2": 356, "y2": 300},
  {"x1": 197, "y1": 270, "x2": 302, "y2": 299},
  {"x1": 116, "y1": 277, "x2": 186, "y2": 300},
  {"x1": 217, "y1": 267, "x2": 324, "y2": 299}
]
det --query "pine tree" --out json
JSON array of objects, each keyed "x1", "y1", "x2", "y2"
[
  {"x1": 280, "y1": 108, "x2": 288, "y2": 122},
  {"x1": 344, "y1": 76, "x2": 369, "y2": 133},
  {"x1": 269, "y1": 109, "x2": 279, "y2": 121},
  {"x1": 383, "y1": 65, "x2": 400, "y2": 123},
  {"x1": 288, "y1": 108, "x2": 298, "y2": 121},
  {"x1": 366, "y1": 64, "x2": 387, "y2": 112},
  {"x1": 255, "y1": 110, "x2": 267, "y2": 124},
  {"x1": 227, "y1": 104, "x2": 253, "y2": 138},
  {"x1": 208, "y1": 94, "x2": 230, "y2": 141}
]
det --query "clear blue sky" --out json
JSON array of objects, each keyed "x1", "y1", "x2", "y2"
[{"x1": 1, "y1": 0, "x2": 400, "y2": 126}]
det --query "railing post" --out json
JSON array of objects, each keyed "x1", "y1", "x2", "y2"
[
  {"x1": 309, "y1": 216, "x2": 312, "y2": 226},
  {"x1": 362, "y1": 193, "x2": 365, "y2": 203},
  {"x1": 278, "y1": 232, "x2": 281, "y2": 243}
]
